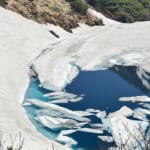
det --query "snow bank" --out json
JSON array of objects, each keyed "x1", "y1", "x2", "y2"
[
  {"x1": 33, "y1": 14, "x2": 150, "y2": 90},
  {"x1": 0, "y1": 6, "x2": 69, "y2": 150},
  {"x1": 33, "y1": 56, "x2": 79, "y2": 90}
]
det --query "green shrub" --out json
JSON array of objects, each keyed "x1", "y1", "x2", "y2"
[
  {"x1": 87, "y1": 0, "x2": 150, "y2": 22},
  {"x1": 67, "y1": 0, "x2": 88, "y2": 15}
]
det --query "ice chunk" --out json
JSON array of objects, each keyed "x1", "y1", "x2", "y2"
[
  {"x1": 56, "y1": 130, "x2": 77, "y2": 147},
  {"x1": 90, "y1": 123, "x2": 103, "y2": 129},
  {"x1": 50, "y1": 99, "x2": 69, "y2": 104},
  {"x1": 70, "y1": 97, "x2": 83, "y2": 102},
  {"x1": 27, "y1": 99, "x2": 90, "y2": 122},
  {"x1": 86, "y1": 109, "x2": 101, "y2": 113},
  {"x1": 133, "y1": 109, "x2": 147, "y2": 121},
  {"x1": 96, "y1": 111, "x2": 107, "y2": 119},
  {"x1": 119, "y1": 96, "x2": 150, "y2": 103},
  {"x1": 78, "y1": 128, "x2": 103, "y2": 134},
  {"x1": 50, "y1": 97, "x2": 83, "y2": 104},
  {"x1": 33, "y1": 56, "x2": 79, "y2": 91},
  {"x1": 108, "y1": 106, "x2": 133, "y2": 118},
  {"x1": 137, "y1": 108, "x2": 150, "y2": 115},
  {"x1": 44, "y1": 90, "x2": 83, "y2": 104},
  {"x1": 141, "y1": 103, "x2": 150, "y2": 109},
  {"x1": 74, "y1": 111, "x2": 93, "y2": 117},
  {"x1": 134, "y1": 108, "x2": 150, "y2": 120},
  {"x1": 36, "y1": 116, "x2": 87, "y2": 130},
  {"x1": 98, "y1": 136, "x2": 114, "y2": 143},
  {"x1": 44, "y1": 91, "x2": 76, "y2": 98},
  {"x1": 134, "y1": 108, "x2": 150, "y2": 121}
]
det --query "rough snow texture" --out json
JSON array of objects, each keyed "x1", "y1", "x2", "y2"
[
  {"x1": 33, "y1": 13, "x2": 150, "y2": 90},
  {"x1": 0, "y1": 6, "x2": 69, "y2": 150}
]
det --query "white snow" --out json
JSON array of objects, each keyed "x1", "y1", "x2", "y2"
[
  {"x1": 0, "y1": 6, "x2": 69, "y2": 150},
  {"x1": 33, "y1": 16, "x2": 150, "y2": 91}
]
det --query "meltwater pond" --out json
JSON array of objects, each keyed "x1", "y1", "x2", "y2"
[{"x1": 24, "y1": 66, "x2": 150, "y2": 150}]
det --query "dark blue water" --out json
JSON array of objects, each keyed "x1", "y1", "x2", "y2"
[
  {"x1": 24, "y1": 66, "x2": 150, "y2": 150},
  {"x1": 61, "y1": 69, "x2": 143, "y2": 112}
]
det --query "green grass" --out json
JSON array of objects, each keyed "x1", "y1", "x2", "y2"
[{"x1": 67, "y1": 0, "x2": 88, "y2": 15}]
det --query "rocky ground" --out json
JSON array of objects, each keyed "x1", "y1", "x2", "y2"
[{"x1": 0, "y1": 0, "x2": 103, "y2": 32}]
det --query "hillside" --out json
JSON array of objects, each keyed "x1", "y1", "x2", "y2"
[
  {"x1": 0, "y1": 0, "x2": 103, "y2": 32},
  {"x1": 87, "y1": 0, "x2": 150, "y2": 23}
]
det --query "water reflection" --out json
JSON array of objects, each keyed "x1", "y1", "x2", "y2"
[{"x1": 111, "y1": 65, "x2": 150, "y2": 94}]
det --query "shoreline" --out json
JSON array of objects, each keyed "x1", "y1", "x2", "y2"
[{"x1": 0, "y1": 6, "x2": 69, "y2": 150}]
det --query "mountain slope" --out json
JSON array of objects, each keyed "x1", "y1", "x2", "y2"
[{"x1": 0, "y1": 0, "x2": 102, "y2": 31}]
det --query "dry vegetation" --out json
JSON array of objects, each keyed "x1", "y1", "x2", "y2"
[{"x1": 0, "y1": 0, "x2": 103, "y2": 31}]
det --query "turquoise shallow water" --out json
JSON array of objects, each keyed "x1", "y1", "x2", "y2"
[{"x1": 24, "y1": 66, "x2": 150, "y2": 150}]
